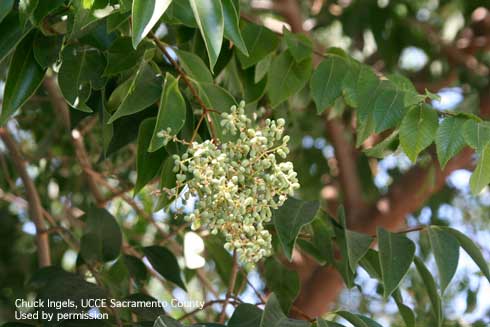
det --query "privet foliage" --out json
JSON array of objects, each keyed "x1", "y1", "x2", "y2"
[{"x1": 0, "y1": 0, "x2": 489, "y2": 327}]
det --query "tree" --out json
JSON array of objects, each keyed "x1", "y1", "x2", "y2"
[{"x1": 0, "y1": 0, "x2": 490, "y2": 326}]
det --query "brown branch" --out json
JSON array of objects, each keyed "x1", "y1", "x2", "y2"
[
  {"x1": 43, "y1": 78, "x2": 106, "y2": 207},
  {"x1": 219, "y1": 250, "x2": 239, "y2": 323},
  {"x1": 410, "y1": 19, "x2": 489, "y2": 76},
  {"x1": 325, "y1": 118, "x2": 366, "y2": 220},
  {"x1": 0, "y1": 128, "x2": 51, "y2": 267}
]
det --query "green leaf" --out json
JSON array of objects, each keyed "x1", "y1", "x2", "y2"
[
  {"x1": 135, "y1": 118, "x2": 167, "y2": 194},
  {"x1": 131, "y1": 0, "x2": 172, "y2": 48},
  {"x1": 359, "y1": 249, "x2": 382, "y2": 280},
  {"x1": 393, "y1": 291, "x2": 415, "y2": 327},
  {"x1": 58, "y1": 46, "x2": 106, "y2": 112},
  {"x1": 414, "y1": 257, "x2": 442, "y2": 327},
  {"x1": 427, "y1": 226, "x2": 460, "y2": 294},
  {"x1": 337, "y1": 312, "x2": 383, "y2": 327},
  {"x1": 284, "y1": 28, "x2": 313, "y2": 62},
  {"x1": 123, "y1": 255, "x2": 148, "y2": 282},
  {"x1": 104, "y1": 100, "x2": 157, "y2": 157},
  {"x1": 264, "y1": 258, "x2": 300, "y2": 313},
  {"x1": 0, "y1": 12, "x2": 31, "y2": 63},
  {"x1": 33, "y1": 33, "x2": 63, "y2": 68},
  {"x1": 143, "y1": 246, "x2": 186, "y2": 290},
  {"x1": 332, "y1": 207, "x2": 355, "y2": 288},
  {"x1": 302, "y1": 212, "x2": 335, "y2": 265},
  {"x1": 149, "y1": 73, "x2": 186, "y2": 152},
  {"x1": 342, "y1": 62, "x2": 376, "y2": 109},
  {"x1": 355, "y1": 316, "x2": 383, "y2": 327},
  {"x1": 388, "y1": 73, "x2": 423, "y2": 107},
  {"x1": 400, "y1": 105, "x2": 439, "y2": 162},
  {"x1": 463, "y1": 119, "x2": 490, "y2": 150},
  {"x1": 162, "y1": 0, "x2": 196, "y2": 27},
  {"x1": 30, "y1": 267, "x2": 107, "y2": 319},
  {"x1": 104, "y1": 37, "x2": 154, "y2": 76},
  {"x1": 470, "y1": 143, "x2": 490, "y2": 194},
  {"x1": 107, "y1": 10, "x2": 130, "y2": 32},
  {"x1": 317, "y1": 319, "x2": 345, "y2": 327},
  {"x1": 364, "y1": 130, "x2": 399, "y2": 159},
  {"x1": 175, "y1": 49, "x2": 214, "y2": 83},
  {"x1": 377, "y1": 228, "x2": 415, "y2": 298},
  {"x1": 237, "y1": 23, "x2": 279, "y2": 69},
  {"x1": 108, "y1": 63, "x2": 163, "y2": 123},
  {"x1": 0, "y1": 0, "x2": 14, "y2": 23},
  {"x1": 125, "y1": 293, "x2": 164, "y2": 321},
  {"x1": 67, "y1": 0, "x2": 101, "y2": 39},
  {"x1": 19, "y1": 0, "x2": 38, "y2": 28},
  {"x1": 228, "y1": 304, "x2": 262, "y2": 327},
  {"x1": 435, "y1": 116, "x2": 467, "y2": 168},
  {"x1": 230, "y1": 57, "x2": 267, "y2": 103},
  {"x1": 31, "y1": 0, "x2": 64, "y2": 25},
  {"x1": 81, "y1": 207, "x2": 122, "y2": 262},
  {"x1": 267, "y1": 52, "x2": 312, "y2": 108},
  {"x1": 155, "y1": 157, "x2": 178, "y2": 210},
  {"x1": 1, "y1": 33, "x2": 45, "y2": 125},
  {"x1": 310, "y1": 55, "x2": 348, "y2": 113},
  {"x1": 195, "y1": 82, "x2": 237, "y2": 141},
  {"x1": 154, "y1": 316, "x2": 183, "y2": 327},
  {"x1": 442, "y1": 227, "x2": 490, "y2": 283},
  {"x1": 273, "y1": 198, "x2": 320, "y2": 261},
  {"x1": 189, "y1": 0, "x2": 224, "y2": 71},
  {"x1": 356, "y1": 113, "x2": 376, "y2": 147},
  {"x1": 373, "y1": 87, "x2": 407, "y2": 132},
  {"x1": 222, "y1": 0, "x2": 248, "y2": 55},
  {"x1": 254, "y1": 54, "x2": 272, "y2": 83},
  {"x1": 345, "y1": 229, "x2": 374, "y2": 272},
  {"x1": 260, "y1": 294, "x2": 310, "y2": 327}
]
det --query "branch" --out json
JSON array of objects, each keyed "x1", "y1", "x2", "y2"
[
  {"x1": 0, "y1": 128, "x2": 51, "y2": 267},
  {"x1": 411, "y1": 19, "x2": 489, "y2": 76},
  {"x1": 43, "y1": 78, "x2": 106, "y2": 206},
  {"x1": 325, "y1": 118, "x2": 366, "y2": 219},
  {"x1": 219, "y1": 250, "x2": 239, "y2": 323}
]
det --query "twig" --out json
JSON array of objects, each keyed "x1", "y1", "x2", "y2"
[
  {"x1": 149, "y1": 32, "x2": 219, "y2": 143},
  {"x1": 71, "y1": 129, "x2": 106, "y2": 206},
  {"x1": 240, "y1": 270, "x2": 266, "y2": 303},
  {"x1": 0, "y1": 128, "x2": 51, "y2": 267},
  {"x1": 290, "y1": 305, "x2": 315, "y2": 322},
  {"x1": 219, "y1": 250, "x2": 239, "y2": 323}
]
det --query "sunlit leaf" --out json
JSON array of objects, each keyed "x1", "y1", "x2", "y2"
[
  {"x1": 189, "y1": 0, "x2": 224, "y2": 71},
  {"x1": 149, "y1": 73, "x2": 186, "y2": 152},
  {"x1": 131, "y1": 0, "x2": 173, "y2": 48}
]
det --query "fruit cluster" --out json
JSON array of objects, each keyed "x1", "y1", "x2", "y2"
[{"x1": 170, "y1": 102, "x2": 299, "y2": 264}]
